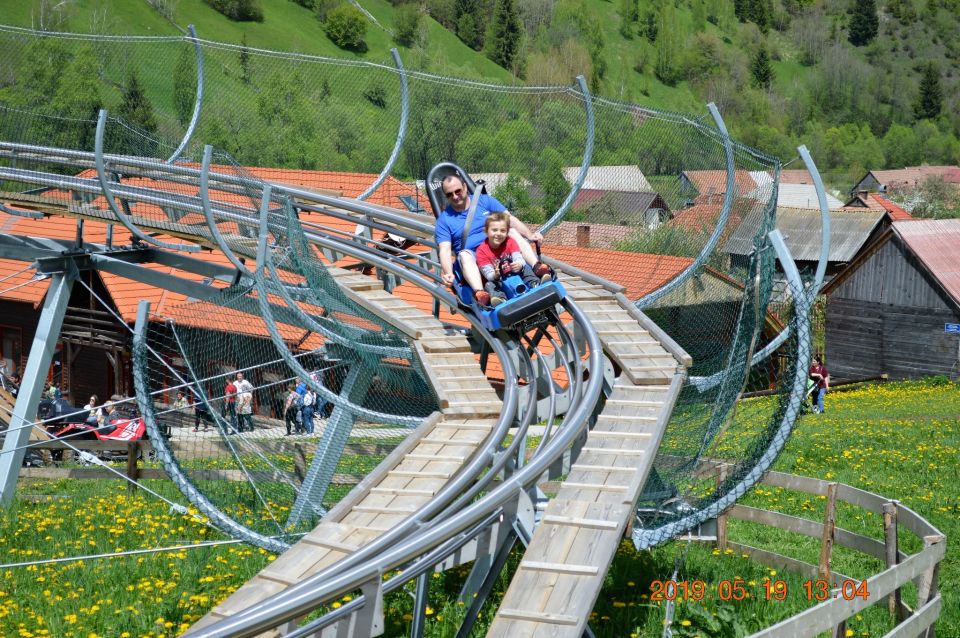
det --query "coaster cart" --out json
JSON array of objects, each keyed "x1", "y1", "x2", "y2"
[
  {"x1": 424, "y1": 162, "x2": 566, "y2": 333},
  {"x1": 42, "y1": 398, "x2": 147, "y2": 463}
]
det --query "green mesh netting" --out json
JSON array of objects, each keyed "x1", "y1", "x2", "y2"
[{"x1": 0, "y1": 23, "x2": 811, "y2": 559}]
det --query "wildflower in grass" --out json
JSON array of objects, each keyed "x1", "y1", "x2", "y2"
[{"x1": 681, "y1": 619, "x2": 692, "y2": 626}]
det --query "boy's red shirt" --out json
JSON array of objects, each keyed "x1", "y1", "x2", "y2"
[{"x1": 475, "y1": 236, "x2": 520, "y2": 271}]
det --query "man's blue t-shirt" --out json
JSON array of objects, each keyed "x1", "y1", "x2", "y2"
[{"x1": 435, "y1": 194, "x2": 507, "y2": 253}]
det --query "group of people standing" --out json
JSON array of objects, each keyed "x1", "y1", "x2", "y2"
[
  {"x1": 282, "y1": 377, "x2": 326, "y2": 436},
  {"x1": 172, "y1": 370, "x2": 330, "y2": 436}
]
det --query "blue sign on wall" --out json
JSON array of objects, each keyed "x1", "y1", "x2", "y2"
[{"x1": 946, "y1": 323, "x2": 960, "y2": 333}]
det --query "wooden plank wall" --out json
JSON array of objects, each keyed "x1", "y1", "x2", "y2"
[{"x1": 826, "y1": 237, "x2": 960, "y2": 380}]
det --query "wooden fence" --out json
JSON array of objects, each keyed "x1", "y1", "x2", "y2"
[
  {"x1": 709, "y1": 467, "x2": 945, "y2": 638},
  {"x1": 19, "y1": 441, "x2": 396, "y2": 491}
]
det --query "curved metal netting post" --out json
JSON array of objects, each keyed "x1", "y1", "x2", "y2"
[
  {"x1": 166, "y1": 25, "x2": 205, "y2": 165},
  {"x1": 635, "y1": 102, "x2": 735, "y2": 309},
  {"x1": 198, "y1": 144, "x2": 256, "y2": 276},
  {"x1": 634, "y1": 228, "x2": 814, "y2": 549},
  {"x1": 249, "y1": 185, "x2": 421, "y2": 427},
  {"x1": 689, "y1": 143, "x2": 832, "y2": 391},
  {"x1": 539, "y1": 75, "x2": 594, "y2": 235},
  {"x1": 94, "y1": 109, "x2": 200, "y2": 252},
  {"x1": 132, "y1": 301, "x2": 291, "y2": 553},
  {"x1": 356, "y1": 48, "x2": 408, "y2": 202}
]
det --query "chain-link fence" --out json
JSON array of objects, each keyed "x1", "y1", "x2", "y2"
[{"x1": 0, "y1": 23, "x2": 814, "y2": 555}]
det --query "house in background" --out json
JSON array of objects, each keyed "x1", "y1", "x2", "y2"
[
  {"x1": 723, "y1": 207, "x2": 890, "y2": 279},
  {"x1": 850, "y1": 166, "x2": 960, "y2": 194},
  {"x1": 842, "y1": 192, "x2": 914, "y2": 220},
  {"x1": 821, "y1": 220, "x2": 960, "y2": 380},
  {"x1": 570, "y1": 189, "x2": 671, "y2": 228},
  {"x1": 680, "y1": 169, "x2": 845, "y2": 209}
]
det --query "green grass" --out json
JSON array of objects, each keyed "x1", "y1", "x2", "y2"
[
  {"x1": 2, "y1": 378, "x2": 956, "y2": 636},
  {"x1": 0, "y1": 0, "x2": 513, "y2": 80}
]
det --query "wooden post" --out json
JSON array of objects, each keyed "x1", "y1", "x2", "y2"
[
  {"x1": 293, "y1": 444, "x2": 307, "y2": 484},
  {"x1": 819, "y1": 483, "x2": 844, "y2": 638},
  {"x1": 818, "y1": 482, "x2": 838, "y2": 580},
  {"x1": 126, "y1": 441, "x2": 140, "y2": 492},
  {"x1": 917, "y1": 534, "x2": 944, "y2": 638},
  {"x1": 716, "y1": 464, "x2": 728, "y2": 552},
  {"x1": 882, "y1": 501, "x2": 903, "y2": 622}
]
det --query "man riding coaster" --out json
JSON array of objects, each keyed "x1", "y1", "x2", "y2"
[{"x1": 435, "y1": 174, "x2": 553, "y2": 307}]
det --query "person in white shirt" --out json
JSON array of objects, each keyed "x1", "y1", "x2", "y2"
[{"x1": 233, "y1": 372, "x2": 255, "y2": 432}]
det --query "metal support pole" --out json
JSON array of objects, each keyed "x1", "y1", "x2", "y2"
[
  {"x1": 410, "y1": 572, "x2": 429, "y2": 638},
  {"x1": 0, "y1": 272, "x2": 75, "y2": 505},
  {"x1": 455, "y1": 527, "x2": 518, "y2": 638},
  {"x1": 286, "y1": 364, "x2": 374, "y2": 527}
]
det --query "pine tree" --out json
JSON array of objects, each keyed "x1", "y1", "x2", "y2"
[
  {"x1": 848, "y1": 0, "x2": 879, "y2": 46},
  {"x1": 913, "y1": 63, "x2": 943, "y2": 120},
  {"x1": 488, "y1": 0, "x2": 522, "y2": 71},
  {"x1": 117, "y1": 70, "x2": 158, "y2": 134},
  {"x1": 750, "y1": 46, "x2": 774, "y2": 89}
]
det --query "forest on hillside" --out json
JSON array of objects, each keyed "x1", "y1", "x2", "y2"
[
  {"x1": 407, "y1": 0, "x2": 960, "y2": 180},
  {"x1": 1, "y1": 0, "x2": 959, "y2": 189}
]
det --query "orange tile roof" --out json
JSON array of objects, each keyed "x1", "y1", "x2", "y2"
[
  {"x1": 777, "y1": 169, "x2": 816, "y2": 185},
  {"x1": 869, "y1": 166, "x2": 960, "y2": 189},
  {"x1": 546, "y1": 245, "x2": 693, "y2": 300},
  {"x1": 868, "y1": 194, "x2": 913, "y2": 221},
  {"x1": 669, "y1": 203, "x2": 725, "y2": 233},
  {"x1": 683, "y1": 170, "x2": 758, "y2": 200},
  {"x1": 538, "y1": 221, "x2": 636, "y2": 249}
]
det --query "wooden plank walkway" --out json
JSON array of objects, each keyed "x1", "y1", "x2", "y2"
[
  {"x1": 189, "y1": 267, "x2": 502, "y2": 634},
  {"x1": 487, "y1": 271, "x2": 688, "y2": 638}
]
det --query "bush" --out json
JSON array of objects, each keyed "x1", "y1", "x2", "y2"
[
  {"x1": 393, "y1": 3, "x2": 422, "y2": 47},
  {"x1": 203, "y1": 0, "x2": 264, "y2": 21},
  {"x1": 323, "y1": 4, "x2": 368, "y2": 51}
]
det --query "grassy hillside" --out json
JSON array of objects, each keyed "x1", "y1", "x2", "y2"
[
  {"x1": 2, "y1": 0, "x2": 959, "y2": 182},
  {"x1": 0, "y1": 0, "x2": 514, "y2": 79}
]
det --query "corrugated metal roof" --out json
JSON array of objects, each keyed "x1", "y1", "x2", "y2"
[
  {"x1": 724, "y1": 207, "x2": 887, "y2": 261},
  {"x1": 774, "y1": 184, "x2": 844, "y2": 209},
  {"x1": 563, "y1": 165, "x2": 651, "y2": 192},
  {"x1": 893, "y1": 219, "x2": 960, "y2": 306}
]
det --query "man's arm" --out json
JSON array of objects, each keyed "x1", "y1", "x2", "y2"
[
  {"x1": 507, "y1": 213, "x2": 543, "y2": 242},
  {"x1": 438, "y1": 241, "x2": 456, "y2": 285}
]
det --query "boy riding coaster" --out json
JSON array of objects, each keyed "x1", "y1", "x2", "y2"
[{"x1": 476, "y1": 212, "x2": 551, "y2": 307}]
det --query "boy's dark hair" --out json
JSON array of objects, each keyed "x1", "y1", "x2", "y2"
[{"x1": 484, "y1": 212, "x2": 511, "y2": 232}]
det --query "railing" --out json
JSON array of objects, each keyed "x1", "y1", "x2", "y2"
[{"x1": 705, "y1": 467, "x2": 945, "y2": 638}]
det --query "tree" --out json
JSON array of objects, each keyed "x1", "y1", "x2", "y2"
[
  {"x1": 539, "y1": 149, "x2": 568, "y2": 217},
  {"x1": 882, "y1": 124, "x2": 919, "y2": 167},
  {"x1": 173, "y1": 46, "x2": 196, "y2": 126},
  {"x1": 117, "y1": 70, "x2": 158, "y2": 134},
  {"x1": 750, "y1": 46, "x2": 774, "y2": 89},
  {"x1": 488, "y1": 0, "x2": 522, "y2": 71},
  {"x1": 239, "y1": 34, "x2": 252, "y2": 84},
  {"x1": 848, "y1": 0, "x2": 878, "y2": 46},
  {"x1": 323, "y1": 4, "x2": 368, "y2": 51},
  {"x1": 49, "y1": 45, "x2": 102, "y2": 150},
  {"x1": 393, "y1": 3, "x2": 422, "y2": 47},
  {"x1": 456, "y1": 12, "x2": 482, "y2": 49},
  {"x1": 913, "y1": 63, "x2": 943, "y2": 120}
]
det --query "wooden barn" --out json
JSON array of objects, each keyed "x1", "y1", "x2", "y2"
[{"x1": 821, "y1": 220, "x2": 960, "y2": 380}]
